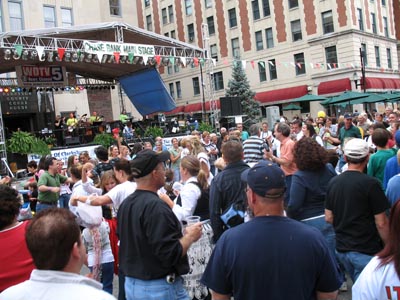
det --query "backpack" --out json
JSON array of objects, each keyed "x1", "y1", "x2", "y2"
[{"x1": 177, "y1": 181, "x2": 210, "y2": 221}]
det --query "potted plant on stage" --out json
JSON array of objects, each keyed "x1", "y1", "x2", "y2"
[
  {"x1": 6, "y1": 131, "x2": 51, "y2": 170},
  {"x1": 92, "y1": 132, "x2": 115, "y2": 148}
]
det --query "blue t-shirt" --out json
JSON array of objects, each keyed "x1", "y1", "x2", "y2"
[{"x1": 201, "y1": 216, "x2": 342, "y2": 300}]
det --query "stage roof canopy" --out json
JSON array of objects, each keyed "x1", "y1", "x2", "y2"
[{"x1": 0, "y1": 22, "x2": 204, "y2": 81}]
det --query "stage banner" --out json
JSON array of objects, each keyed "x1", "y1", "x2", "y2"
[{"x1": 16, "y1": 65, "x2": 68, "y2": 87}]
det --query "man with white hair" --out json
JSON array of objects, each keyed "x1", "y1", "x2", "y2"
[{"x1": 357, "y1": 112, "x2": 371, "y2": 138}]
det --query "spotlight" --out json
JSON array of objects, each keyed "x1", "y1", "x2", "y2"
[
  {"x1": 13, "y1": 50, "x2": 20, "y2": 60},
  {"x1": 78, "y1": 53, "x2": 85, "y2": 62},
  {"x1": 79, "y1": 86, "x2": 84, "y2": 91},
  {"x1": 107, "y1": 55, "x2": 115, "y2": 63},
  {"x1": 54, "y1": 87, "x2": 59, "y2": 91},
  {"x1": 21, "y1": 50, "x2": 29, "y2": 60},
  {"x1": 101, "y1": 55, "x2": 108, "y2": 64},
  {"x1": 0, "y1": 88, "x2": 3, "y2": 92},
  {"x1": 133, "y1": 56, "x2": 141, "y2": 64},
  {"x1": 22, "y1": 88, "x2": 26, "y2": 92},
  {"x1": 16, "y1": 87, "x2": 21, "y2": 92},
  {"x1": 85, "y1": 53, "x2": 92, "y2": 63},
  {"x1": 71, "y1": 52, "x2": 79, "y2": 62},
  {"x1": 3, "y1": 88, "x2": 9, "y2": 93},
  {"x1": 75, "y1": 86, "x2": 80, "y2": 91},
  {"x1": 119, "y1": 56, "x2": 126, "y2": 64},
  {"x1": 11, "y1": 88, "x2": 15, "y2": 92},
  {"x1": 111, "y1": 85, "x2": 115, "y2": 89},
  {"x1": 64, "y1": 52, "x2": 71, "y2": 62},
  {"x1": 92, "y1": 55, "x2": 99, "y2": 63},
  {"x1": 30, "y1": 51, "x2": 38, "y2": 60},
  {"x1": 4, "y1": 49, "x2": 11, "y2": 60},
  {"x1": 47, "y1": 52, "x2": 54, "y2": 62},
  {"x1": 162, "y1": 57, "x2": 170, "y2": 66},
  {"x1": 65, "y1": 87, "x2": 70, "y2": 91}
]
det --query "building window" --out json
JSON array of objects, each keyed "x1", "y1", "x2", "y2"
[
  {"x1": 171, "y1": 30, "x2": 176, "y2": 39},
  {"x1": 231, "y1": 38, "x2": 240, "y2": 58},
  {"x1": 375, "y1": 46, "x2": 380, "y2": 67},
  {"x1": 361, "y1": 43, "x2": 368, "y2": 66},
  {"x1": 164, "y1": 32, "x2": 169, "y2": 37},
  {"x1": 255, "y1": 31, "x2": 263, "y2": 51},
  {"x1": 325, "y1": 46, "x2": 338, "y2": 69},
  {"x1": 265, "y1": 27, "x2": 274, "y2": 48},
  {"x1": 288, "y1": 0, "x2": 299, "y2": 9},
  {"x1": 8, "y1": 1, "x2": 23, "y2": 30},
  {"x1": 268, "y1": 59, "x2": 277, "y2": 80},
  {"x1": 322, "y1": 10, "x2": 334, "y2": 34},
  {"x1": 61, "y1": 8, "x2": 73, "y2": 27},
  {"x1": 294, "y1": 52, "x2": 306, "y2": 75},
  {"x1": 210, "y1": 44, "x2": 218, "y2": 61},
  {"x1": 291, "y1": 19, "x2": 302, "y2": 41},
  {"x1": 109, "y1": 0, "x2": 120, "y2": 16},
  {"x1": 144, "y1": 0, "x2": 150, "y2": 7},
  {"x1": 167, "y1": 65, "x2": 173, "y2": 75},
  {"x1": 168, "y1": 5, "x2": 174, "y2": 23},
  {"x1": 146, "y1": 15, "x2": 152, "y2": 31},
  {"x1": 176, "y1": 81, "x2": 182, "y2": 98},
  {"x1": 169, "y1": 83, "x2": 175, "y2": 99},
  {"x1": 207, "y1": 16, "x2": 215, "y2": 35},
  {"x1": 371, "y1": 13, "x2": 376, "y2": 34},
  {"x1": 185, "y1": 0, "x2": 192, "y2": 15},
  {"x1": 205, "y1": 0, "x2": 212, "y2": 8},
  {"x1": 187, "y1": 23, "x2": 195, "y2": 42},
  {"x1": 43, "y1": 5, "x2": 56, "y2": 28},
  {"x1": 162, "y1": 8, "x2": 168, "y2": 25},
  {"x1": 258, "y1": 63, "x2": 267, "y2": 82},
  {"x1": 262, "y1": 0, "x2": 270, "y2": 17},
  {"x1": 213, "y1": 71, "x2": 224, "y2": 90},
  {"x1": 228, "y1": 8, "x2": 237, "y2": 28},
  {"x1": 174, "y1": 63, "x2": 179, "y2": 73},
  {"x1": 357, "y1": 8, "x2": 364, "y2": 31},
  {"x1": 252, "y1": 0, "x2": 260, "y2": 20},
  {"x1": 382, "y1": 0, "x2": 386, "y2": 5},
  {"x1": 387, "y1": 48, "x2": 392, "y2": 69},
  {"x1": 193, "y1": 77, "x2": 200, "y2": 95},
  {"x1": 0, "y1": 5, "x2": 3, "y2": 32},
  {"x1": 383, "y1": 17, "x2": 388, "y2": 37}
]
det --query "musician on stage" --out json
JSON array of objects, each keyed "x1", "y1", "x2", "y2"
[
  {"x1": 54, "y1": 115, "x2": 65, "y2": 146},
  {"x1": 66, "y1": 112, "x2": 78, "y2": 136},
  {"x1": 89, "y1": 111, "x2": 101, "y2": 124}
]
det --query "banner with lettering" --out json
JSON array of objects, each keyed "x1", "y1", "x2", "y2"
[
  {"x1": 15, "y1": 65, "x2": 67, "y2": 87},
  {"x1": 83, "y1": 40, "x2": 155, "y2": 57}
]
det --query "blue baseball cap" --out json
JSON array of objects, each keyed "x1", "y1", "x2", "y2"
[{"x1": 241, "y1": 161, "x2": 286, "y2": 198}]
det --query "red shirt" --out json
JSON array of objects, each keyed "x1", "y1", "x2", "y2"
[{"x1": 0, "y1": 221, "x2": 35, "y2": 292}]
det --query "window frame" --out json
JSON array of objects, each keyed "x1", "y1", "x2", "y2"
[
  {"x1": 8, "y1": 0, "x2": 24, "y2": 30},
  {"x1": 228, "y1": 8, "x2": 237, "y2": 28},
  {"x1": 322, "y1": 10, "x2": 334, "y2": 34},
  {"x1": 185, "y1": 0, "x2": 192, "y2": 15},
  {"x1": 371, "y1": 13, "x2": 377, "y2": 34},
  {"x1": 207, "y1": 16, "x2": 215, "y2": 35},
  {"x1": 210, "y1": 44, "x2": 218, "y2": 61},
  {"x1": 61, "y1": 7, "x2": 73, "y2": 27},
  {"x1": 265, "y1": 27, "x2": 274, "y2": 48},
  {"x1": 387, "y1": 48, "x2": 392, "y2": 69},
  {"x1": 383, "y1": 17, "x2": 389, "y2": 37},
  {"x1": 357, "y1": 8, "x2": 364, "y2": 31},
  {"x1": 268, "y1": 59, "x2": 277, "y2": 80},
  {"x1": 361, "y1": 43, "x2": 368, "y2": 66},
  {"x1": 294, "y1": 52, "x2": 306, "y2": 76},
  {"x1": 168, "y1": 5, "x2": 174, "y2": 23},
  {"x1": 176, "y1": 81, "x2": 182, "y2": 98},
  {"x1": 187, "y1": 23, "x2": 195, "y2": 42},
  {"x1": 43, "y1": 5, "x2": 56, "y2": 28},
  {"x1": 374, "y1": 46, "x2": 380, "y2": 67},
  {"x1": 162, "y1": 8, "x2": 168, "y2": 25},
  {"x1": 169, "y1": 82, "x2": 175, "y2": 99},
  {"x1": 291, "y1": 19, "x2": 302, "y2": 42},
  {"x1": 255, "y1": 30, "x2": 263, "y2": 51},
  {"x1": 325, "y1": 45, "x2": 338, "y2": 69},
  {"x1": 288, "y1": 0, "x2": 299, "y2": 9},
  {"x1": 109, "y1": 0, "x2": 121, "y2": 16},
  {"x1": 193, "y1": 77, "x2": 200, "y2": 95},
  {"x1": 213, "y1": 71, "x2": 224, "y2": 91},
  {"x1": 231, "y1": 38, "x2": 240, "y2": 58},
  {"x1": 252, "y1": 0, "x2": 260, "y2": 20},
  {"x1": 258, "y1": 62, "x2": 267, "y2": 82},
  {"x1": 262, "y1": 0, "x2": 270, "y2": 17}
]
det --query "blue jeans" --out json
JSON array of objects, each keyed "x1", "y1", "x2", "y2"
[
  {"x1": 336, "y1": 250, "x2": 373, "y2": 282},
  {"x1": 36, "y1": 202, "x2": 57, "y2": 214},
  {"x1": 302, "y1": 215, "x2": 336, "y2": 259},
  {"x1": 125, "y1": 276, "x2": 189, "y2": 300},
  {"x1": 90, "y1": 262, "x2": 114, "y2": 294},
  {"x1": 59, "y1": 193, "x2": 71, "y2": 209}
]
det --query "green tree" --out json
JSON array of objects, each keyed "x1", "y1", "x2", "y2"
[{"x1": 226, "y1": 60, "x2": 261, "y2": 122}]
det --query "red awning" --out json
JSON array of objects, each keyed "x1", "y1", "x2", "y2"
[
  {"x1": 254, "y1": 85, "x2": 308, "y2": 104},
  {"x1": 183, "y1": 103, "x2": 202, "y2": 113},
  {"x1": 364, "y1": 77, "x2": 400, "y2": 90},
  {"x1": 318, "y1": 78, "x2": 351, "y2": 95},
  {"x1": 165, "y1": 106, "x2": 184, "y2": 115}
]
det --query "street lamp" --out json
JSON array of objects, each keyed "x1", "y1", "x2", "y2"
[{"x1": 353, "y1": 48, "x2": 367, "y2": 93}]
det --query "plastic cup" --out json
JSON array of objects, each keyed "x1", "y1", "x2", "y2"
[{"x1": 185, "y1": 215, "x2": 200, "y2": 225}]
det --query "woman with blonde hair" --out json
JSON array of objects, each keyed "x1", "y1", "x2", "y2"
[{"x1": 189, "y1": 135, "x2": 206, "y2": 157}]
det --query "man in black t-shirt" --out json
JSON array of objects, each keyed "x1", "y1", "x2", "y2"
[
  {"x1": 325, "y1": 138, "x2": 390, "y2": 282},
  {"x1": 117, "y1": 150, "x2": 202, "y2": 300}
]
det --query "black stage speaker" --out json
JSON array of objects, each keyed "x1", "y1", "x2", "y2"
[{"x1": 220, "y1": 97, "x2": 242, "y2": 117}]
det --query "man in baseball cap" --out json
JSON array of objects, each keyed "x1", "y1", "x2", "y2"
[
  {"x1": 326, "y1": 138, "x2": 389, "y2": 282},
  {"x1": 130, "y1": 149, "x2": 170, "y2": 178},
  {"x1": 201, "y1": 161, "x2": 341, "y2": 299}
]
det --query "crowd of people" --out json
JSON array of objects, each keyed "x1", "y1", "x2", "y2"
[{"x1": 1, "y1": 106, "x2": 400, "y2": 299}]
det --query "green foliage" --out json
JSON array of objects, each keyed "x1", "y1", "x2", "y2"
[
  {"x1": 198, "y1": 122, "x2": 214, "y2": 133},
  {"x1": 144, "y1": 126, "x2": 163, "y2": 138},
  {"x1": 92, "y1": 133, "x2": 115, "y2": 148},
  {"x1": 6, "y1": 131, "x2": 50, "y2": 155},
  {"x1": 226, "y1": 60, "x2": 261, "y2": 122},
  {"x1": 44, "y1": 136, "x2": 57, "y2": 146}
]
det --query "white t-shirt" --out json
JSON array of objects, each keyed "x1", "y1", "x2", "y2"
[
  {"x1": 352, "y1": 256, "x2": 400, "y2": 300},
  {"x1": 172, "y1": 177, "x2": 201, "y2": 222},
  {"x1": 106, "y1": 181, "x2": 136, "y2": 210}
]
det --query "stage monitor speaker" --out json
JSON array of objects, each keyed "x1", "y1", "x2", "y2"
[{"x1": 220, "y1": 97, "x2": 242, "y2": 117}]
